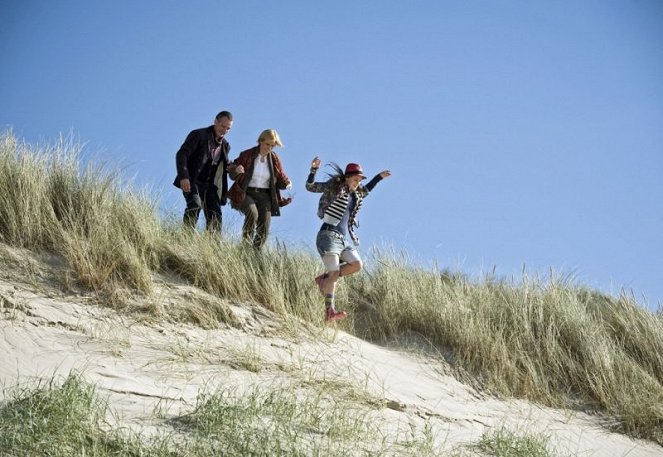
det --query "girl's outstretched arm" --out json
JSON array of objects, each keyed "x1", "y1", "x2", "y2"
[
  {"x1": 305, "y1": 156, "x2": 328, "y2": 193},
  {"x1": 365, "y1": 169, "x2": 391, "y2": 192}
]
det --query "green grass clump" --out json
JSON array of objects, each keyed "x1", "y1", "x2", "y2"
[
  {"x1": 474, "y1": 427, "x2": 560, "y2": 457},
  {"x1": 0, "y1": 374, "x2": 171, "y2": 456}
]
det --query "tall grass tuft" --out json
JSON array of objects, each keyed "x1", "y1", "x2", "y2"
[
  {"x1": 0, "y1": 132, "x2": 160, "y2": 295},
  {"x1": 474, "y1": 426, "x2": 560, "y2": 457}
]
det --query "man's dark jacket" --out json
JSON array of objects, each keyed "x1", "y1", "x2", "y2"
[{"x1": 173, "y1": 125, "x2": 231, "y2": 204}]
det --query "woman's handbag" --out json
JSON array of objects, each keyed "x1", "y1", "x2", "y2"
[{"x1": 227, "y1": 183, "x2": 246, "y2": 209}]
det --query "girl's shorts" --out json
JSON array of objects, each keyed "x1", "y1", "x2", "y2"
[{"x1": 316, "y1": 230, "x2": 361, "y2": 271}]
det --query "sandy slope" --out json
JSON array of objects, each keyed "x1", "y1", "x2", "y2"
[{"x1": 1, "y1": 270, "x2": 662, "y2": 456}]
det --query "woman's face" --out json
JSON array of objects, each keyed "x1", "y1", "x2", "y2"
[
  {"x1": 345, "y1": 175, "x2": 363, "y2": 190},
  {"x1": 259, "y1": 139, "x2": 276, "y2": 154}
]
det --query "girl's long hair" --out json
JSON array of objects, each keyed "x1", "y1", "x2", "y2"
[{"x1": 324, "y1": 162, "x2": 345, "y2": 193}]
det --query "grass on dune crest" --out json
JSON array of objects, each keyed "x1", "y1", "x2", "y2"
[
  {"x1": 348, "y1": 252, "x2": 663, "y2": 443},
  {"x1": 1, "y1": 131, "x2": 662, "y2": 445},
  {"x1": 0, "y1": 133, "x2": 160, "y2": 293}
]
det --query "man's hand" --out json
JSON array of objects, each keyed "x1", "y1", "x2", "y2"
[
  {"x1": 311, "y1": 157, "x2": 321, "y2": 169},
  {"x1": 379, "y1": 170, "x2": 391, "y2": 179},
  {"x1": 180, "y1": 178, "x2": 191, "y2": 193}
]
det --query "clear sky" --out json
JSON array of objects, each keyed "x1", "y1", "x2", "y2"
[{"x1": 2, "y1": 1, "x2": 662, "y2": 311}]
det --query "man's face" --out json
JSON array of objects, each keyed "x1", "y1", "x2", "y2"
[{"x1": 214, "y1": 116, "x2": 233, "y2": 138}]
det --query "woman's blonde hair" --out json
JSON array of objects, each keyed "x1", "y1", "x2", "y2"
[{"x1": 257, "y1": 129, "x2": 283, "y2": 147}]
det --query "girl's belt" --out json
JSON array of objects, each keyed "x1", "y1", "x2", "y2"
[{"x1": 320, "y1": 223, "x2": 342, "y2": 234}]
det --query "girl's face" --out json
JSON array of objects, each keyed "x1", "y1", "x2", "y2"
[{"x1": 345, "y1": 175, "x2": 363, "y2": 190}]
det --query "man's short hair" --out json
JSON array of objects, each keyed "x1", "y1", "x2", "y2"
[{"x1": 216, "y1": 111, "x2": 233, "y2": 121}]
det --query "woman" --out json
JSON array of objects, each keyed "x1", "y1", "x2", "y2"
[
  {"x1": 228, "y1": 129, "x2": 292, "y2": 249},
  {"x1": 305, "y1": 157, "x2": 391, "y2": 321}
]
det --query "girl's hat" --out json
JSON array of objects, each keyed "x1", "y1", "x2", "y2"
[{"x1": 344, "y1": 163, "x2": 366, "y2": 179}]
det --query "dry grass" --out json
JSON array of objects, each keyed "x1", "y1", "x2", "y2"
[{"x1": 346, "y1": 253, "x2": 663, "y2": 443}]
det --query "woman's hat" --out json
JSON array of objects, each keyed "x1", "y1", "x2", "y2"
[{"x1": 344, "y1": 163, "x2": 366, "y2": 179}]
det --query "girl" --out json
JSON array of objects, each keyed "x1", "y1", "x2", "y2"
[{"x1": 306, "y1": 157, "x2": 391, "y2": 321}]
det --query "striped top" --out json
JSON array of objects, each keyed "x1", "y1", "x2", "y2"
[
  {"x1": 306, "y1": 168, "x2": 383, "y2": 245},
  {"x1": 323, "y1": 191, "x2": 356, "y2": 225}
]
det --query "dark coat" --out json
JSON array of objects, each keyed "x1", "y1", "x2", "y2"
[
  {"x1": 173, "y1": 125, "x2": 231, "y2": 204},
  {"x1": 229, "y1": 146, "x2": 291, "y2": 216}
]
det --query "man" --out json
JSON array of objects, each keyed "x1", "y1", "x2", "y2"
[{"x1": 173, "y1": 111, "x2": 235, "y2": 232}]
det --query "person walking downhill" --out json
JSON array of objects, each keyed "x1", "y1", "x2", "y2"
[
  {"x1": 174, "y1": 111, "x2": 235, "y2": 232},
  {"x1": 306, "y1": 157, "x2": 391, "y2": 322},
  {"x1": 228, "y1": 129, "x2": 293, "y2": 249}
]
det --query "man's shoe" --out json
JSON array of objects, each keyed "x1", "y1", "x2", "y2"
[{"x1": 325, "y1": 308, "x2": 347, "y2": 322}]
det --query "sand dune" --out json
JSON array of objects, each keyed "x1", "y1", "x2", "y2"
[{"x1": 1, "y1": 270, "x2": 661, "y2": 456}]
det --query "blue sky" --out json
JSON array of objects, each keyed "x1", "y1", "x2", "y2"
[{"x1": 2, "y1": 1, "x2": 662, "y2": 310}]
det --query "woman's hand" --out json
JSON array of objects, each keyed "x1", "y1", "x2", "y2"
[
  {"x1": 227, "y1": 163, "x2": 244, "y2": 175},
  {"x1": 379, "y1": 170, "x2": 391, "y2": 179},
  {"x1": 311, "y1": 157, "x2": 321, "y2": 169}
]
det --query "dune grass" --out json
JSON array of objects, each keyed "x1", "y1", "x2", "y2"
[
  {"x1": 0, "y1": 133, "x2": 160, "y2": 294},
  {"x1": 473, "y1": 426, "x2": 561, "y2": 457},
  {"x1": 347, "y1": 257, "x2": 663, "y2": 443},
  {"x1": 1, "y1": 131, "x2": 662, "y2": 445},
  {"x1": 177, "y1": 384, "x2": 387, "y2": 456},
  {"x1": 0, "y1": 373, "x2": 566, "y2": 456},
  {"x1": 0, "y1": 373, "x2": 441, "y2": 456},
  {"x1": 0, "y1": 374, "x2": 172, "y2": 456}
]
